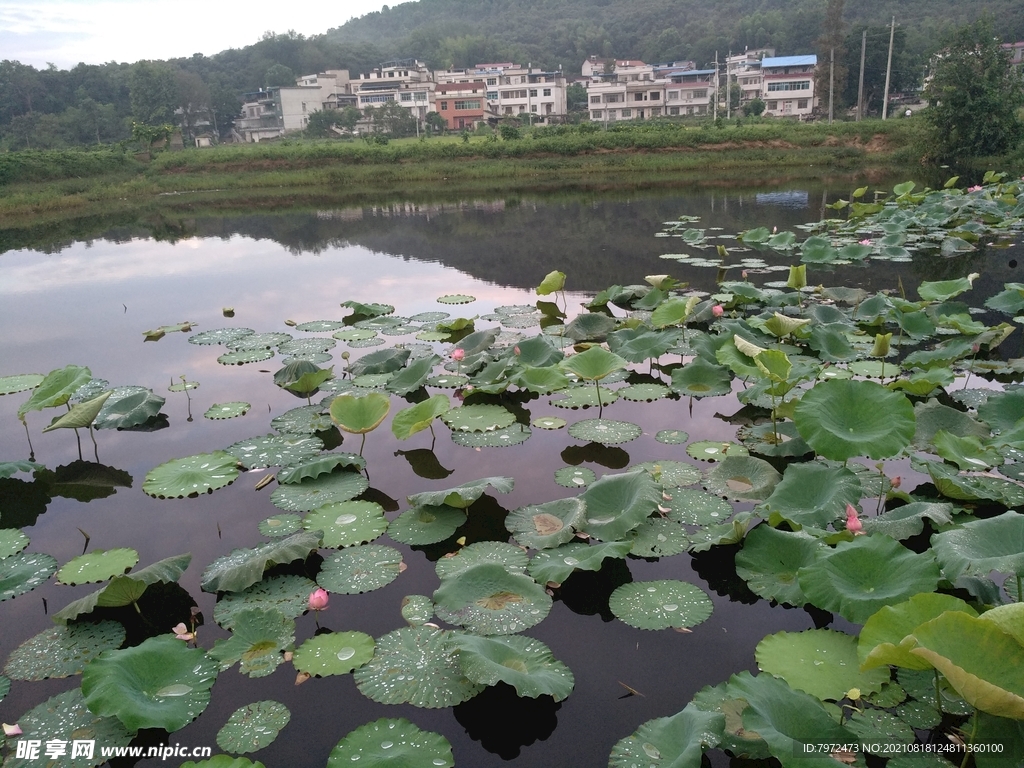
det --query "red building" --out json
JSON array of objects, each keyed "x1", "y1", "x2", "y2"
[{"x1": 435, "y1": 81, "x2": 492, "y2": 130}]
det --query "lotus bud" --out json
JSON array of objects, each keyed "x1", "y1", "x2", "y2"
[
  {"x1": 870, "y1": 332, "x2": 892, "y2": 358},
  {"x1": 3, "y1": 724, "x2": 22, "y2": 737},
  {"x1": 712, "y1": 305, "x2": 724, "y2": 318},
  {"x1": 341, "y1": 351, "x2": 350, "y2": 360},
  {"x1": 452, "y1": 348, "x2": 466, "y2": 361},
  {"x1": 786, "y1": 264, "x2": 807, "y2": 291},
  {"x1": 891, "y1": 476, "x2": 901, "y2": 489},
  {"x1": 845, "y1": 503, "x2": 863, "y2": 535},
  {"x1": 308, "y1": 588, "x2": 329, "y2": 612},
  {"x1": 859, "y1": 239, "x2": 872, "y2": 246},
  {"x1": 741, "y1": 270, "x2": 749, "y2": 280},
  {"x1": 772, "y1": 226, "x2": 778, "y2": 234},
  {"x1": 514, "y1": 346, "x2": 521, "y2": 356},
  {"x1": 846, "y1": 688, "x2": 862, "y2": 701}
]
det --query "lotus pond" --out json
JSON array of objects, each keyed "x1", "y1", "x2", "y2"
[{"x1": 2, "y1": 174, "x2": 1024, "y2": 768}]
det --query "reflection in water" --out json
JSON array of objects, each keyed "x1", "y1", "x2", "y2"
[
  {"x1": 454, "y1": 683, "x2": 560, "y2": 760},
  {"x1": 556, "y1": 557, "x2": 633, "y2": 623}
]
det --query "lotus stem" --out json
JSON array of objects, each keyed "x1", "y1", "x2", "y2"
[
  {"x1": 74, "y1": 428, "x2": 83, "y2": 461},
  {"x1": 1017, "y1": 575, "x2": 1022, "y2": 603},
  {"x1": 22, "y1": 420, "x2": 34, "y2": 462},
  {"x1": 89, "y1": 425, "x2": 99, "y2": 462},
  {"x1": 960, "y1": 708, "x2": 979, "y2": 768},
  {"x1": 596, "y1": 379, "x2": 603, "y2": 419},
  {"x1": 934, "y1": 668, "x2": 942, "y2": 716},
  {"x1": 359, "y1": 433, "x2": 367, "y2": 456}
]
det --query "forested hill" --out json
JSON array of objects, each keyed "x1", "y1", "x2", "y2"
[{"x1": 325, "y1": 0, "x2": 1024, "y2": 71}]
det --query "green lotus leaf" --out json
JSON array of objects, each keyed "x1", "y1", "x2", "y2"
[
  {"x1": 532, "y1": 415, "x2": 567, "y2": 430},
  {"x1": 536, "y1": 270, "x2": 566, "y2": 295},
  {"x1": 143, "y1": 451, "x2": 239, "y2": 499},
  {"x1": 18, "y1": 364, "x2": 92, "y2": 422},
  {"x1": 608, "y1": 702, "x2": 723, "y2": 768},
  {"x1": 762, "y1": 463, "x2": 862, "y2": 528},
  {"x1": 931, "y1": 511, "x2": 1024, "y2": 579},
  {"x1": 41, "y1": 391, "x2": 111, "y2": 433},
  {"x1": 341, "y1": 300, "x2": 394, "y2": 318},
  {"x1": 213, "y1": 574, "x2": 318, "y2": 629},
  {"x1": 433, "y1": 562, "x2": 551, "y2": 635},
  {"x1": 353, "y1": 372, "x2": 394, "y2": 389},
  {"x1": 907, "y1": 611, "x2": 1024, "y2": 719},
  {"x1": 81, "y1": 635, "x2": 219, "y2": 733},
  {"x1": 799, "y1": 236, "x2": 837, "y2": 263},
  {"x1": 797, "y1": 535, "x2": 942, "y2": 624},
  {"x1": 407, "y1": 475, "x2": 513, "y2": 509},
  {"x1": 918, "y1": 457, "x2": 1024, "y2": 506},
  {"x1": 968, "y1": 713, "x2": 1024, "y2": 768},
  {"x1": 650, "y1": 296, "x2": 700, "y2": 328},
  {"x1": 735, "y1": 525, "x2": 822, "y2": 605},
  {"x1": 607, "y1": 327, "x2": 681, "y2": 363},
  {"x1": 347, "y1": 348, "x2": 410, "y2": 377},
  {"x1": 755, "y1": 629, "x2": 889, "y2": 701},
  {"x1": 762, "y1": 313, "x2": 810, "y2": 339},
  {"x1": 327, "y1": 717, "x2": 454, "y2": 768},
  {"x1": 844, "y1": 708, "x2": 917, "y2": 755},
  {"x1": 203, "y1": 401, "x2": 250, "y2": 421},
  {"x1": 686, "y1": 440, "x2": 748, "y2": 461},
  {"x1": 862, "y1": 502, "x2": 956, "y2": 540},
  {"x1": 282, "y1": 366, "x2": 335, "y2": 397},
  {"x1": 978, "y1": 388, "x2": 1024, "y2": 435},
  {"x1": 740, "y1": 226, "x2": 771, "y2": 244},
  {"x1": 354, "y1": 626, "x2": 483, "y2": 708},
  {"x1": 2, "y1": 688, "x2": 132, "y2": 767},
  {"x1": 0, "y1": 674, "x2": 8, "y2": 701},
  {"x1": 509, "y1": 365, "x2": 571, "y2": 394},
  {"x1": 226, "y1": 433, "x2": 322, "y2": 470},
  {"x1": 188, "y1": 327, "x2": 254, "y2": 345},
  {"x1": 528, "y1": 540, "x2": 632, "y2": 584},
  {"x1": 656, "y1": 487, "x2": 732, "y2": 528},
  {"x1": 435, "y1": 293, "x2": 475, "y2": 305},
  {"x1": 633, "y1": 460, "x2": 701, "y2": 489},
  {"x1": 0, "y1": 528, "x2": 30, "y2": 559},
  {"x1": 932, "y1": 430, "x2": 1002, "y2": 470},
  {"x1": 512, "y1": 335, "x2": 564, "y2": 367},
  {"x1": 208, "y1": 607, "x2": 294, "y2": 677},
  {"x1": 0, "y1": 552, "x2": 57, "y2": 603},
  {"x1": 559, "y1": 345, "x2": 627, "y2": 380},
  {"x1": 440, "y1": 404, "x2": 514, "y2": 433},
  {"x1": 277, "y1": 453, "x2": 365, "y2": 485},
  {"x1": 619, "y1": 383, "x2": 671, "y2": 402},
  {"x1": 91, "y1": 387, "x2": 165, "y2": 430},
  {"x1": 670, "y1": 358, "x2": 733, "y2": 398},
  {"x1": 227, "y1": 332, "x2": 291, "y2": 351},
  {"x1": 270, "y1": 470, "x2": 369, "y2": 512},
  {"x1": 568, "y1": 418, "x2": 642, "y2": 445},
  {"x1": 293, "y1": 631, "x2": 375, "y2": 679},
  {"x1": 980, "y1": 603, "x2": 1024, "y2": 648},
  {"x1": 401, "y1": 595, "x2": 434, "y2": 626},
  {"x1": 918, "y1": 275, "x2": 977, "y2": 302},
  {"x1": 794, "y1": 379, "x2": 915, "y2": 461},
  {"x1": 435, "y1": 541, "x2": 529, "y2": 581},
  {"x1": 628, "y1": 517, "x2": 690, "y2": 558},
  {"x1": 269, "y1": 404, "x2": 332, "y2": 434},
  {"x1": 808, "y1": 325, "x2": 858, "y2": 362},
  {"x1": 52, "y1": 553, "x2": 191, "y2": 623},
  {"x1": 388, "y1": 504, "x2": 466, "y2": 546},
  {"x1": 550, "y1": 385, "x2": 619, "y2": 409},
  {"x1": 506, "y1": 497, "x2": 586, "y2": 549},
  {"x1": 0, "y1": 373, "x2": 44, "y2": 396},
  {"x1": 57, "y1": 548, "x2": 138, "y2": 586},
  {"x1": 218, "y1": 348, "x2": 275, "y2": 365},
  {"x1": 579, "y1": 469, "x2": 660, "y2": 541},
  {"x1": 333, "y1": 327, "x2": 378, "y2": 342},
  {"x1": 704, "y1": 456, "x2": 780, "y2": 501},
  {"x1": 888, "y1": 368, "x2": 954, "y2": 397},
  {"x1": 258, "y1": 513, "x2": 302, "y2": 537},
  {"x1": 201, "y1": 530, "x2": 322, "y2": 593},
  {"x1": 455, "y1": 634, "x2": 574, "y2": 701},
  {"x1": 279, "y1": 338, "x2": 336, "y2": 357},
  {"x1": 387, "y1": 354, "x2": 442, "y2": 396},
  {"x1": 554, "y1": 465, "x2": 596, "y2": 488},
  {"x1": 303, "y1": 501, "x2": 387, "y2": 548},
  {"x1": 858, "y1": 592, "x2": 979, "y2": 671},
  {"x1": 562, "y1": 312, "x2": 618, "y2": 342},
  {"x1": 329, "y1": 393, "x2": 390, "y2": 434},
  {"x1": 3, "y1": 620, "x2": 125, "y2": 681},
  {"x1": 216, "y1": 700, "x2": 290, "y2": 754},
  {"x1": 609, "y1": 579, "x2": 713, "y2": 630},
  {"x1": 316, "y1": 544, "x2": 403, "y2": 594},
  {"x1": 450, "y1": 422, "x2": 532, "y2": 448}
]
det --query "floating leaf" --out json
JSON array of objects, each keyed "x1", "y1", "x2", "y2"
[
  {"x1": 506, "y1": 498, "x2": 586, "y2": 549},
  {"x1": 528, "y1": 540, "x2": 632, "y2": 584},
  {"x1": 401, "y1": 595, "x2": 434, "y2": 626},
  {"x1": 214, "y1": 574, "x2": 318, "y2": 629},
  {"x1": 568, "y1": 418, "x2": 642, "y2": 445},
  {"x1": 0, "y1": 528, "x2": 30, "y2": 559},
  {"x1": 316, "y1": 544, "x2": 403, "y2": 594},
  {"x1": 216, "y1": 701, "x2": 290, "y2": 754},
  {"x1": 201, "y1": 530, "x2": 322, "y2": 593},
  {"x1": 609, "y1": 580, "x2": 713, "y2": 630},
  {"x1": 57, "y1": 548, "x2": 138, "y2": 586},
  {"x1": 204, "y1": 401, "x2": 250, "y2": 420},
  {"x1": 532, "y1": 416, "x2": 567, "y2": 430},
  {"x1": 277, "y1": 453, "x2": 365, "y2": 484},
  {"x1": 550, "y1": 385, "x2": 619, "y2": 409},
  {"x1": 0, "y1": 373, "x2": 44, "y2": 396},
  {"x1": 4, "y1": 621, "x2": 126, "y2": 681},
  {"x1": 52, "y1": 553, "x2": 190, "y2": 623},
  {"x1": 628, "y1": 517, "x2": 690, "y2": 558},
  {"x1": 554, "y1": 466, "x2": 596, "y2": 488},
  {"x1": 0, "y1": 552, "x2": 57, "y2": 603},
  {"x1": 755, "y1": 629, "x2": 888, "y2": 701},
  {"x1": 270, "y1": 404, "x2": 333, "y2": 434},
  {"x1": 661, "y1": 488, "x2": 733, "y2": 526},
  {"x1": 327, "y1": 717, "x2": 454, "y2": 768},
  {"x1": 433, "y1": 562, "x2": 551, "y2": 635},
  {"x1": 388, "y1": 504, "x2": 467, "y2": 546},
  {"x1": 437, "y1": 294, "x2": 476, "y2": 304},
  {"x1": 407, "y1": 476, "x2": 513, "y2": 509},
  {"x1": 686, "y1": 441, "x2": 748, "y2": 461},
  {"x1": 455, "y1": 634, "x2": 574, "y2": 701},
  {"x1": 303, "y1": 501, "x2": 387, "y2": 548},
  {"x1": 143, "y1": 451, "x2": 239, "y2": 499},
  {"x1": 270, "y1": 470, "x2": 369, "y2": 512},
  {"x1": 608, "y1": 703, "x2": 723, "y2": 768},
  {"x1": 435, "y1": 541, "x2": 529, "y2": 581},
  {"x1": 209, "y1": 607, "x2": 294, "y2": 678},
  {"x1": 218, "y1": 348, "x2": 274, "y2": 365},
  {"x1": 329, "y1": 393, "x2": 390, "y2": 434},
  {"x1": 294, "y1": 631, "x2": 375, "y2": 677},
  {"x1": 735, "y1": 525, "x2": 821, "y2": 605},
  {"x1": 226, "y1": 433, "x2": 322, "y2": 470},
  {"x1": 441, "y1": 404, "x2": 515, "y2": 433},
  {"x1": 633, "y1": 460, "x2": 701, "y2": 488},
  {"x1": 704, "y1": 456, "x2": 780, "y2": 501}
]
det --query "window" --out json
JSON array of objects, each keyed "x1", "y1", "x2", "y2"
[
  {"x1": 440, "y1": 101, "x2": 448, "y2": 110},
  {"x1": 621, "y1": 108, "x2": 632, "y2": 117},
  {"x1": 454, "y1": 100, "x2": 481, "y2": 110},
  {"x1": 603, "y1": 93, "x2": 621, "y2": 103},
  {"x1": 685, "y1": 91, "x2": 693, "y2": 100},
  {"x1": 360, "y1": 94, "x2": 394, "y2": 104},
  {"x1": 767, "y1": 100, "x2": 778, "y2": 110},
  {"x1": 669, "y1": 106, "x2": 679, "y2": 115},
  {"x1": 767, "y1": 81, "x2": 810, "y2": 92},
  {"x1": 301, "y1": 102, "x2": 307, "y2": 112},
  {"x1": 797, "y1": 99, "x2": 808, "y2": 110},
  {"x1": 651, "y1": 107, "x2": 661, "y2": 116},
  {"x1": 650, "y1": 91, "x2": 660, "y2": 100},
  {"x1": 531, "y1": 104, "x2": 537, "y2": 112},
  {"x1": 415, "y1": 91, "x2": 426, "y2": 101},
  {"x1": 504, "y1": 106, "x2": 513, "y2": 114},
  {"x1": 518, "y1": 105, "x2": 525, "y2": 112},
  {"x1": 607, "y1": 110, "x2": 616, "y2": 119},
  {"x1": 543, "y1": 88, "x2": 551, "y2": 96},
  {"x1": 487, "y1": 78, "x2": 496, "y2": 85},
  {"x1": 668, "y1": 90, "x2": 679, "y2": 101},
  {"x1": 501, "y1": 89, "x2": 527, "y2": 99},
  {"x1": 693, "y1": 89, "x2": 707, "y2": 99},
  {"x1": 592, "y1": 110, "x2": 603, "y2": 119},
  {"x1": 400, "y1": 93, "x2": 412, "y2": 102},
  {"x1": 590, "y1": 95, "x2": 601, "y2": 104},
  {"x1": 634, "y1": 92, "x2": 644, "y2": 101},
  {"x1": 388, "y1": 71, "x2": 394, "y2": 77},
  {"x1": 487, "y1": 91, "x2": 498, "y2": 100},
  {"x1": 529, "y1": 89, "x2": 538, "y2": 97}
]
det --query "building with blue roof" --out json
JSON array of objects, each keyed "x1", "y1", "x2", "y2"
[{"x1": 760, "y1": 54, "x2": 818, "y2": 118}]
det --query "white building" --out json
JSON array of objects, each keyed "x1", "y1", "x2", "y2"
[
  {"x1": 726, "y1": 48, "x2": 775, "y2": 106},
  {"x1": 760, "y1": 55, "x2": 817, "y2": 118},
  {"x1": 353, "y1": 59, "x2": 434, "y2": 123},
  {"x1": 436, "y1": 63, "x2": 567, "y2": 124}
]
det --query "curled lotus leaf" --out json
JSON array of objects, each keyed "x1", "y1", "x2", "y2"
[
  {"x1": 528, "y1": 540, "x2": 632, "y2": 584},
  {"x1": 0, "y1": 373, "x2": 44, "y2": 396},
  {"x1": 579, "y1": 469, "x2": 660, "y2": 541},
  {"x1": 18, "y1": 364, "x2": 92, "y2": 422},
  {"x1": 293, "y1": 631, "x2": 375, "y2": 677},
  {"x1": 216, "y1": 701, "x2": 290, "y2": 755},
  {"x1": 341, "y1": 301, "x2": 394, "y2": 318},
  {"x1": 440, "y1": 404, "x2": 515, "y2": 433},
  {"x1": 353, "y1": 626, "x2": 483, "y2": 709},
  {"x1": 387, "y1": 355, "x2": 443, "y2": 396},
  {"x1": 433, "y1": 562, "x2": 551, "y2": 635},
  {"x1": 188, "y1": 327, "x2": 254, "y2": 345},
  {"x1": 226, "y1": 433, "x2": 322, "y2": 470},
  {"x1": 93, "y1": 387, "x2": 165, "y2": 430},
  {"x1": 628, "y1": 517, "x2": 690, "y2": 558},
  {"x1": 549, "y1": 385, "x2": 619, "y2": 409},
  {"x1": 213, "y1": 574, "x2": 318, "y2": 629},
  {"x1": 930, "y1": 511, "x2": 1024, "y2": 579},
  {"x1": 568, "y1": 418, "x2": 642, "y2": 445},
  {"x1": 302, "y1": 501, "x2": 387, "y2": 548},
  {"x1": 671, "y1": 359, "x2": 733, "y2": 398},
  {"x1": 455, "y1": 634, "x2": 575, "y2": 701},
  {"x1": 506, "y1": 497, "x2": 586, "y2": 549},
  {"x1": 858, "y1": 592, "x2": 979, "y2": 671},
  {"x1": 201, "y1": 530, "x2": 323, "y2": 594},
  {"x1": 329, "y1": 393, "x2": 391, "y2": 434},
  {"x1": 3, "y1": 620, "x2": 126, "y2": 681},
  {"x1": 451, "y1": 423, "x2": 532, "y2": 447},
  {"x1": 208, "y1": 607, "x2": 294, "y2": 678},
  {"x1": 762, "y1": 463, "x2": 862, "y2": 528},
  {"x1": 735, "y1": 525, "x2": 822, "y2": 606},
  {"x1": 407, "y1": 476, "x2": 513, "y2": 509},
  {"x1": 862, "y1": 502, "x2": 956, "y2": 540},
  {"x1": 81, "y1": 635, "x2": 219, "y2": 733},
  {"x1": 536, "y1": 270, "x2": 566, "y2": 295},
  {"x1": 316, "y1": 544, "x2": 404, "y2": 594},
  {"x1": 0, "y1": 552, "x2": 58, "y2": 603},
  {"x1": 57, "y1": 548, "x2": 139, "y2": 586},
  {"x1": 327, "y1": 717, "x2": 454, "y2": 768},
  {"x1": 401, "y1": 595, "x2": 434, "y2": 626},
  {"x1": 347, "y1": 348, "x2": 410, "y2": 377},
  {"x1": 609, "y1": 579, "x2": 713, "y2": 630},
  {"x1": 270, "y1": 470, "x2": 369, "y2": 512},
  {"x1": 204, "y1": 401, "x2": 250, "y2": 420},
  {"x1": 509, "y1": 365, "x2": 570, "y2": 394},
  {"x1": 143, "y1": 451, "x2": 239, "y2": 499},
  {"x1": 276, "y1": 453, "x2": 366, "y2": 484},
  {"x1": 387, "y1": 504, "x2": 467, "y2": 546},
  {"x1": 703, "y1": 456, "x2": 780, "y2": 501},
  {"x1": 391, "y1": 393, "x2": 451, "y2": 441},
  {"x1": 554, "y1": 465, "x2": 596, "y2": 488},
  {"x1": 562, "y1": 313, "x2": 619, "y2": 343},
  {"x1": 608, "y1": 703, "x2": 723, "y2": 768},
  {"x1": 0, "y1": 528, "x2": 30, "y2": 559},
  {"x1": 435, "y1": 541, "x2": 529, "y2": 581},
  {"x1": 661, "y1": 488, "x2": 733, "y2": 527}
]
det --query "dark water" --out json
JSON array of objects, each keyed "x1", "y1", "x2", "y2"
[{"x1": 1, "y1": 177, "x2": 1020, "y2": 768}]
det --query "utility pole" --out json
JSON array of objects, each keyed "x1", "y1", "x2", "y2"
[
  {"x1": 726, "y1": 51, "x2": 731, "y2": 119},
  {"x1": 713, "y1": 51, "x2": 718, "y2": 121},
  {"x1": 828, "y1": 47, "x2": 834, "y2": 124},
  {"x1": 856, "y1": 30, "x2": 867, "y2": 121},
  {"x1": 882, "y1": 16, "x2": 896, "y2": 120}
]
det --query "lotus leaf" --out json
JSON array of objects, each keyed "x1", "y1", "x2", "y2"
[
  {"x1": 226, "y1": 332, "x2": 291, "y2": 351},
  {"x1": 662, "y1": 488, "x2": 733, "y2": 527},
  {"x1": 327, "y1": 717, "x2": 454, "y2": 768},
  {"x1": 919, "y1": 457, "x2": 1024, "y2": 507},
  {"x1": 568, "y1": 418, "x2": 642, "y2": 445},
  {"x1": 862, "y1": 502, "x2": 955, "y2": 540},
  {"x1": 213, "y1": 573, "x2": 318, "y2": 629},
  {"x1": 188, "y1": 327, "x2": 254, "y2": 345},
  {"x1": 559, "y1": 346, "x2": 627, "y2": 381},
  {"x1": 388, "y1": 504, "x2": 466, "y2": 545},
  {"x1": 433, "y1": 562, "x2": 551, "y2": 634},
  {"x1": 686, "y1": 441, "x2": 749, "y2": 461},
  {"x1": 3, "y1": 620, "x2": 125, "y2": 681},
  {"x1": 425, "y1": 372, "x2": 468, "y2": 388},
  {"x1": 386, "y1": 354, "x2": 441, "y2": 396},
  {"x1": 554, "y1": 465, "x2": 596, "y2": 488},
  {"x1": 209, "y1": 607, "x2": 294, "y2": 677},
  {"x1": 578, "y1": 469, "x2": 660, "y2": 541},
  {"x1": 354, "y1": 626, "x2": 483, "y2": 708},
  {"x1": 506, "y1": 497, "x2": 585, "y2": 549},
  {"x1": 930, "y1": 511, "x2": 1024, "y2": 579},
  {"x1": 0, "y1": 373, "x2": 44, "y2": 395},
  {"x1": 650, "y1": 296, "x2": 701, "y2": 328},
  {"x1": 316, "y1": 544, "x2": 403, "y2": 594},
  {"x1": 329, "y1": 393, "x2": 390, "y2": 435},
  {"x1": 270, "y1": 470, "x2": 369, "y2": 512},
  {"x1": 143, "y1": 451, "x2": 240, "y2": 499},
  {"x1": 440, "y1": 404, "x2": 515, "y2": 432},
  {"x1": 0, "y1": 528, "x2": 29, "y2": 559},
  {"x1": 218, "y1": 348, "x2": 274, "y2": 365},
  {"x1": 277, "y1": 453, "x2": 365, "y2": 484},
  {"x1": 0, "y1": 552, "x2": 57, "y2": 602},
  {"x1": 216, "y1": 700, "x2": 290, "y2": 754},
  {"x1": 735, "y1": 525, "x2": 821, "y2": 605},
  {"x1": 549, "y1": 385, "x2": 619, "y2": 409},
  {"x1": 762, "y1": 463, "x2": 862, "y2": 528},
  {"x1": 609, "y1": 579, "x2": 713, "y2": 630},
  {"x1": 353, "y1": 372, "x2": 394, "y2": 389},
  {"x1": 704, "y1": 456, "x2": 780, "y2": 501},
  {"x1": 632, "y1": 460, "x2": 701, "y2": 489},
  {"x1": 303, "y1": 501, "x2": 387, "y2": 548},
  {"x1": 17, "y1": 364, "x2": 92, "y2": 421},
  {"x1": 797, "y1": 535, "x2": 941, "y2": 624},
  {"x1": 435, "y1": 541, "x2": 529, "y2": 580},
  {"x1": 450, "y1": 422, "x2": 532, "y2": 448},
  {"x1": 0, "y1": 674, "x2": 7, "y2": 702},
  {"x1": 844, "y1": 709, "x2": 918, "y2": 756},
  {"x1": 227, "y1": 433, "x2": 322, "y2": 470},
  {"x1": 347, "y1": 348, "x2": 410, "y2": 378},
  {"x1": 793, "y1": 379, "x2": 915, "y2": 461},
  {"x1": 894, "y1": 698, "x2": 942, "y2": 729},
  {"x1": 407, "y1": 475, "x2": 513, "y2": 509},
  {"x1": 270, "y1": 404, "x2": 333, "y2": 434},
  {"x1": 293, "y1": 631, "x2": 375, "y2": 676},
  {"x1": 333, "y1": 327, "x2": 378, "y2": 342},
  {"x1": 57, "y1": 548, "x2": 138, "y2": 585},
  {"x1": 39, "y1": 390, "x2": 110, "y2": 433},
  {"x1": 201, "y1": 530, "x2": 322, "y2": 593},
  {"x1": 619, "y1": 383, "x2": 671, "y2": 402},
  {"x1": 508, "y1": 365, "x2": 569, "y2": 394},
  {"x1": 918, "y1": 275, "x2": 977, "y2": 302},
  {"x1": 933, "y1": 430, "x2": 1002, "y2": 470},
  {"x1": 755, "y1": 629, "x2": 888, "y2": 701},
  {"x1": 607, "y1": 327, "x2": 681, "y2": 363},
  {"x1": 858, "y1": 592, "x2": 979, "y2": 671},
  {"x1": 627, "y1": 517, "x2": 689, "y2": 558},
  {"x1": 2, "y1": 688, "x2": 132, "y2": 768},
  {"x1": 532, "y1": 415, "x2": 567, "y2": 430},
  {"x1": 608, "y1": 703, "x2": 723, "y2": 768},
  {"x1": 808, "y1": 325, "x2": 858, "y2": 361},
  {"x1": 81, "y1": 635, "x2": 218, "y2": 733},
  {"x1": 978, "y1": 388, "x2": 1024, "y2": 434},
  {"x1": 528, "y1": 540, "x2": 632, "y2": 584},
  {"x1": 455, "y1": 634, "x2": 574, "y2": 701},
  {"x1": 204, "y1": 401, "x2": 250, "y2": 420}
]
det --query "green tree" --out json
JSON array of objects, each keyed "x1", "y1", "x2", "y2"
[
  {"x1": 924, "y1": 20, "x2": 1024, "y2": 159},
  {"x1": 128, "y1": 61, "x2": 178, "y2": 125},
  {"x1": 566, "y1": 83, "x2": 588, "y2": 113},
  {"x1": 744, "y1": 98, "x2": 766, "y2": 116},
  {"x1": 264, "y1": 63, "x2": 296, "y2": 87},
  {"x1": 424, "y1": 110, "x2": 447, "y2": 134},
  {"x1": 815, "y1": 0, "x2": 848, "y2": 112}
]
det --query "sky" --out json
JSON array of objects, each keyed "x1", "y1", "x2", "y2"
[{"x1": 0, "y1": 0, "x2": 398, "y2": 70}]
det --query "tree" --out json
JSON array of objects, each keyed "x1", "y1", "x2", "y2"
[
  {"x1": 924, "y1": 20, "x2": 1024, "y2": 159},
  {"x1": 264, "y1": 63, "x2": 296, "y2": 87},
  {"x1": 744, "y1": 98, "x2": 766, "y2": 117},
  {"x1": 815, "y1": 0, "x2": 848, "y2": 112},
  {"x1": 305, "y1": 106, "x2": 361, "y2": 137},
  {"x1": 175, "y1": 70, "x2": 211, "y2": 140},
  {"x1": 424, "y1": 110, "x2": 447, "y2": 135},
  {"x1": 842, "y1": 25, "x2": 911, "y2": 116},
  {"x1": 566, "y1": 83, "x2": 588, "y2": 113},
  {"x1": 128, "y1": 61, "x2": 178, "y2": 125}
]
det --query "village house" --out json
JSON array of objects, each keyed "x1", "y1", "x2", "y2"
[
  {"x1": 433, "y1": 81, "x2": 494, "y2": 130},
  {"x1": 759, "y1": 54, "x2": 818, "y2": 118},
  {"x1": 436, "y1": 63, "x2": 567, "y2": 124}
]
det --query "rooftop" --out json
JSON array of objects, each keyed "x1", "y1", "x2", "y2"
[{"x1": 761, "y1": 55, "x2": 817, "y2": 68}]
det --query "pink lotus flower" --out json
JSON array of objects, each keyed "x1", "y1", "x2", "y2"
[
  {"x1": 171, "y1": 622, "x2": 196, "y2": 642},
  {"x1": 845, "y1": 503, "x2": 864, "y2": 535},
  {"x1": 741, "y1": 270, "x2": 749, "y2": 280},
  {"x1": 308, "y1": 588, "x2": 329, "y2": 612},
  {"x1": 3, "y1": 724, "x2": 22, "y2": 737},
  {"x1": 890, "y1": 476, "x2": 901, "y2": 489},
  {"x1": 712, "y1": 305, "x2": 724, "y2": 317},
  {"x1": 451, "y1": 348, "x2": 465, "y2": 361},
  {"x1": 968, "y1": 185, "x2": 983, "y2": 193},
  {"x1": 513, "y1": 346, "x2": 521, "y2": 356},
  {"x1": 859, "y1": 239, "x2": 872, "y2": 246}
]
